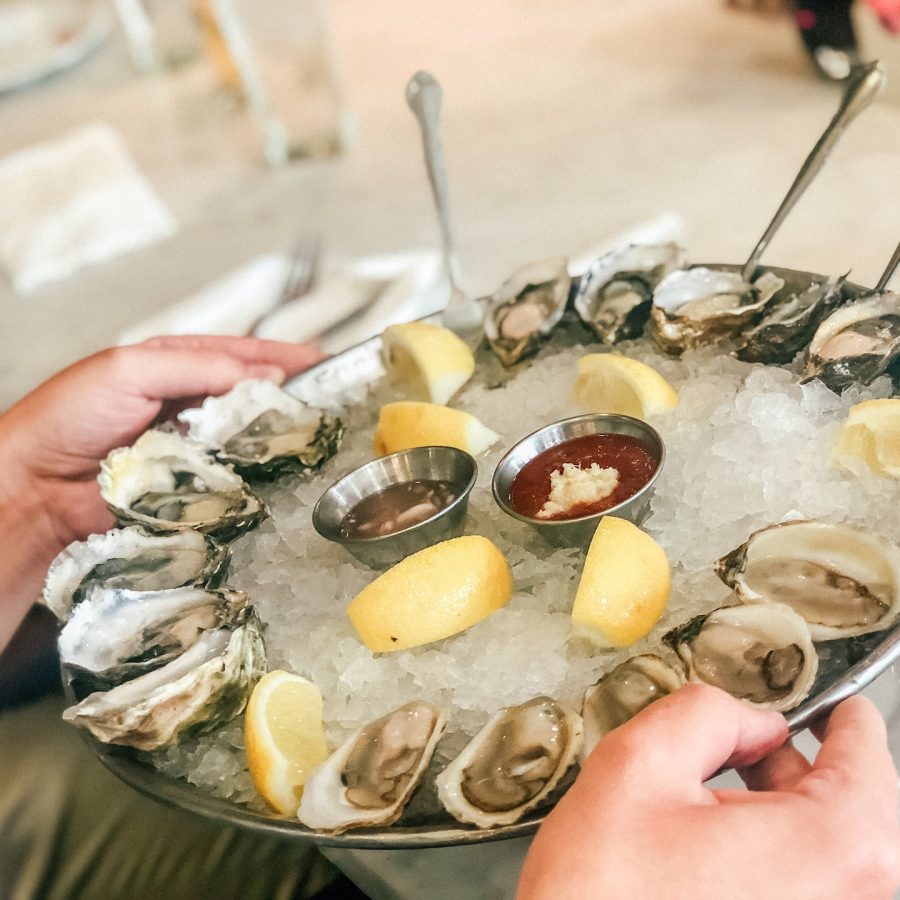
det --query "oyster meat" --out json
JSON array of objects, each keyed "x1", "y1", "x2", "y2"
[
  {"x1": 735, "y1": 274, "x2": 849, "y2": 364},
  {"x1": 483, "y1": 257, "x2": 571, "y2": 366},
  {"x1": 43, "y1": 526, "x2": 229, "y2": 622},
  {"x1": 436, "y1": 696, "x2": 583, "y2": 828},
  {"x1": 298, "y1": 701, "x2": 445, "y2": 833},
  {"x1": 716, "y1": 520, "x2": 900, "y2": 641},
  {"x1": 99, "y1": 430, "x2": 266, "y2": 540},
  {"x1": 572, "y1": 243, "x2": 685, "y2": 344},
  {"x1": 802, "y1": 291, "x2": 900, "y2": 392},
  {"x1": 62, "y1": 605, "x2": 265, "y2": 751},
  {"x1": 650, "y1": 267, "x2": 785, "y2": 355},
  {"x1": 664, "y1": 602, "x2": 817, "y2": 712},
  {"x1": 59, "y1": 585, "x2": 251, "y2": 694},
  {"x1": 180, "y1": 379, "x2": 343, "y2": 478},
  {"x1": 580, "y1": 654, "x2": 684, "y2": 761}
]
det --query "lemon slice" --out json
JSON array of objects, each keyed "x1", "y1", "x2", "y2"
[
  {"x1": 374, "y1": 401, "x2": 499, "y2": 456},
  {"x1": 834, "y1": 398, "x2": 900, "y2": 478},
  {"x1": 348, "y1": 535, "x2": 513, "y2": 652},
  {"x1": 572, "y1": 353, "x2": 679, "y2": 420},
  {"x1": 572, "y1": 516, "x2": 671, "y2": 647},
  {"x1": 382, "y1": 321, "x2": 476, "y2": 405},
  {"x1": 245, "y1": 670, "x2": 329, "y2": 815}
]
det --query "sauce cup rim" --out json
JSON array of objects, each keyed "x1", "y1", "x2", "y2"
[
  {"x1": 491, "y1": 413, "x2": 665, "y2": 528},
  {"x1": 312, "y1": 445, "x2": 478, "y2": 546}
]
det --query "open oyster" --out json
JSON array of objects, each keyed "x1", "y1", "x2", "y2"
[
  {"x1": 802, "y1": 291, "x2": 900, "y2": 392},
  {"x1": 572, "y1": 243, "x2": 684, "y2": 344},
  {"x1": 483, "y1": 257, "x2": 571, "y2": 366},
  {"x1": 43, "y1": 526, "x2": 229, "y2": 622},
  {"x1": 298, "y1": 701, "x2": 445, "y2": 833},
  {"x1": 59, "y1": 585, "x2": 251, "y2": 695},
  {"x1": 435, "y1": 697, "x2": 583, "y2": 828},
  {"x1": 99, "y1": 430, "x2": 266, "y2": 540},
  {"x1": 580, "y1": 654, "x2": 684, "y2": 761},
  {"x1": 664, "y1": 603, "x2": 817, "y2": 712},
  {"x1": 735, "y1": 274, "x2": 849, "y2": 364},
  {"x1": 650, "y1": 267, "x2": 785, "y2": 355},
  {"x1": 716, "y1": 520, "x2": 900, "y2": 641},
  {"x1": 62, "y1": 605, "x2": 265, "y2": 751},
  {"x1": 179, "y1": 379, "x2": 343, "y2": 479}
]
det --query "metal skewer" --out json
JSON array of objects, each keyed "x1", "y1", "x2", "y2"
[
  {"x1": 741, "y1": 61, "x2": 885, "y2": 282},
  {"x1": 406, "y1": 71, "x2": 484, "y2": 336},
  {"x1": 874, "y1": 238, "x2": 900, "y2": 292}
]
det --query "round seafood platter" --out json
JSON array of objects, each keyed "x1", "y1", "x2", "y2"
[{"x1": 51, "y1": 250, "x2": 900, "y2": 848}]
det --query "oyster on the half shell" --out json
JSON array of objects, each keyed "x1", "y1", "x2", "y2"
[
  {"x1": 59, "y1": 585, "x2": 251, "y2": 694},
  {"x1": 436, "y1": 696, "x2": 583, "y2": 829},
  {"x1": 716, "y1": 520, "x2": 900, "y2": 641},
  {"x1": 650, "y1": 267, "x2": 785, "y2": 355},
  {"x1": 483, "y1": 257, "x2": 572, "y2": 366},
  {"x1": 62, "y1": 605, "x2": 265, "y2": 751},
  {"x1": 572, "y1": 243, "x2": 685, "y2": 344},
  {"x1": 297, "y1": 701, "x2": 446, "y2": 833},
  {"x1": 663, "y1": 603, "x2": 817, "y2": 712},
  {"x1": 43, "y1": 526, "x2": 229, "y2": 622},
  {"x1": 802, "y1": 291, "x2": 900, "y2": 392},
  {"x1": 580, "y1": 654, "x2": 684, "y2": 762},
  {"x1": 179, "y1": 379, "x2": 343, "y2": 478},
  {"x1": 735, "y1": 274, "x2": 849, "y2": 364},
  {"x1": 99, "y1": 430, "x2": 266, "y2": 540}
]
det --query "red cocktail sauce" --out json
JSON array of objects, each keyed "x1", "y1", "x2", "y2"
[{"x1": 509, "y1": 434, "x2": 657, "y2": 521}]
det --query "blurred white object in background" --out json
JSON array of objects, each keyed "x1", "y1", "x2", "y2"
[{"x1": 0, "y1": 123, "x2": 176, "y2": 293}]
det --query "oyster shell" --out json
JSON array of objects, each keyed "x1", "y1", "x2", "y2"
[
  {"x1": 663, "y1": 602, "x2": 817, "y2": 712},
  {"x1": 716, "y1": 520, "x2": 900, "y2": 641},
  {"x1": 802, "y1": 290, "x2": 900, "y2": 391},
  {"x1": 735, "y1": 274, "x2": 849, "y2": 364},
  {"x1": 650, "y1": 267, "x2": 785, "y2": 355},
  {"x1": 179, "y1": 379, "x2": 343, "y2": 478},
  {"x1": 483, "y1": 257, "x2": 571, "y2": 366},
  {"x1": 580, "y1": 654, "x2": 684, "y2": 761},
  {"x1": 435, "y1": 696, "x2": 583, "y2": 828},
  {"x1": 297, "y1": 701, "x2": 446, "y2": 833},
  {"x1": 43, "y1": 526, "x2": 229, "y2": 622},
  {"x1": 99, "y1": 430, "x2": 266, "y2": 540},
  {"x1": 62, "y1": 605, "x2": 265, "y2": 751},
  {"x1": 572, "y1": 243, "x2": 685, "y2": 344},
  {"x1": 59, "y1": 585, "x2": 251, "y2": 695}
]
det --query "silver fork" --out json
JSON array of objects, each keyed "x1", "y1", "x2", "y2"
[{"x1": 246, "y1": 236, "x2": 322, "y2": 337}]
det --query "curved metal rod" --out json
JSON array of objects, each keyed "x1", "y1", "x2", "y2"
[
  {"x1": 875, "y1": 238, "x2": 900, "y2": 292},
  {"x1": 742, "y1": 61, "x2": 885, "y2": 282}
]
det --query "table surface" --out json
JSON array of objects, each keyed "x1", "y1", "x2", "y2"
[{"x1": 3, "y1": 2, "x2": 900, "y2": 897}]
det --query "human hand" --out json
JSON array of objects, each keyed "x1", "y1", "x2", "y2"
[
  {"x1": 0, "y1": 335, "x2": 323, "y2": 649},
  {"x1": 517, "y1": 685, "x2": 900, "y2": 900}
]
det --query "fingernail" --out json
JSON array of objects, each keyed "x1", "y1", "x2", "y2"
[{"x1": 247, "y1": 364, "x2": 286, "y2": 384}]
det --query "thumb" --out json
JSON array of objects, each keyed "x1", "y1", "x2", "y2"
[{"x1": 582, "y1": 684, "x2": 788, "y2": 803}]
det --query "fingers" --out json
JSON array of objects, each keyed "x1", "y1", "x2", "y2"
[
  {"x1": 583, "y1": 684, "x2": 788, "y2": 801},
  {"x1": 137, "y1": 334, "x2": 326, "y2": 375},
  {"x1": 738, "y1": 739, "x2": 811, "y2": 792}
]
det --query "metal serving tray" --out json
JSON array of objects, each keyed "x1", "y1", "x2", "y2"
[{"x1": 73, "y1": 264, "x2": 900, "y2": 849}]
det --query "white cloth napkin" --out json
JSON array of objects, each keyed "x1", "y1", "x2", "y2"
[
  {"x1": 117, "y1": 250, "x2": 445, "y2": 352},
  {"x1": 0, "y1": 123, "x2": 176, "y2": 293}
]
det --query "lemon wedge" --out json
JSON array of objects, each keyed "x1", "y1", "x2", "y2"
[
  {"x1": 572, "y1": 516, "x2": 671, "y2": 647},
  {"x1": 348, "y1": 535, "x2": 513, "y2": 652},
  {"x1": 834, "y1": 398, "x2": 900, "y2": 479},
  {"x1": 572, "y1": 353, "x2": 679, "y2": 420},
  {"x1": 245, "y1": 670, "x2": 329, "y2": 815},
  {"x1": 382, "y1": 321, "x2": 476, "y2": 405},
  {"x1": 374, "y1": 401, "x2": 499, "y2": 456}
]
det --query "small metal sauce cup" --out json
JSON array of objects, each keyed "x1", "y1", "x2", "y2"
[
  {"x1": 312, "y1": 446, "x2": 478, "y2": 569},
  {"x1": 492, "y1": 414, "x2": 665, "y2": 547}
]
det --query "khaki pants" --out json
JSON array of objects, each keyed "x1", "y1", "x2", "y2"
[{"x1": 0, "y1": 696, "x2": 336, "y2": 900}]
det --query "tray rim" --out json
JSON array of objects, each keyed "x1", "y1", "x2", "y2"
[{"x1": 73, "y1": 262, "x2": 900, "y2": 849}]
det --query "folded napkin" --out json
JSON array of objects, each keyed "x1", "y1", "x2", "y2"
[
  {"x1": 117, "y1": 250, "x2": 445, "y2": 352},
  {"x1": 0, "y1": 123, "x2": 176, "y2": 293}
]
